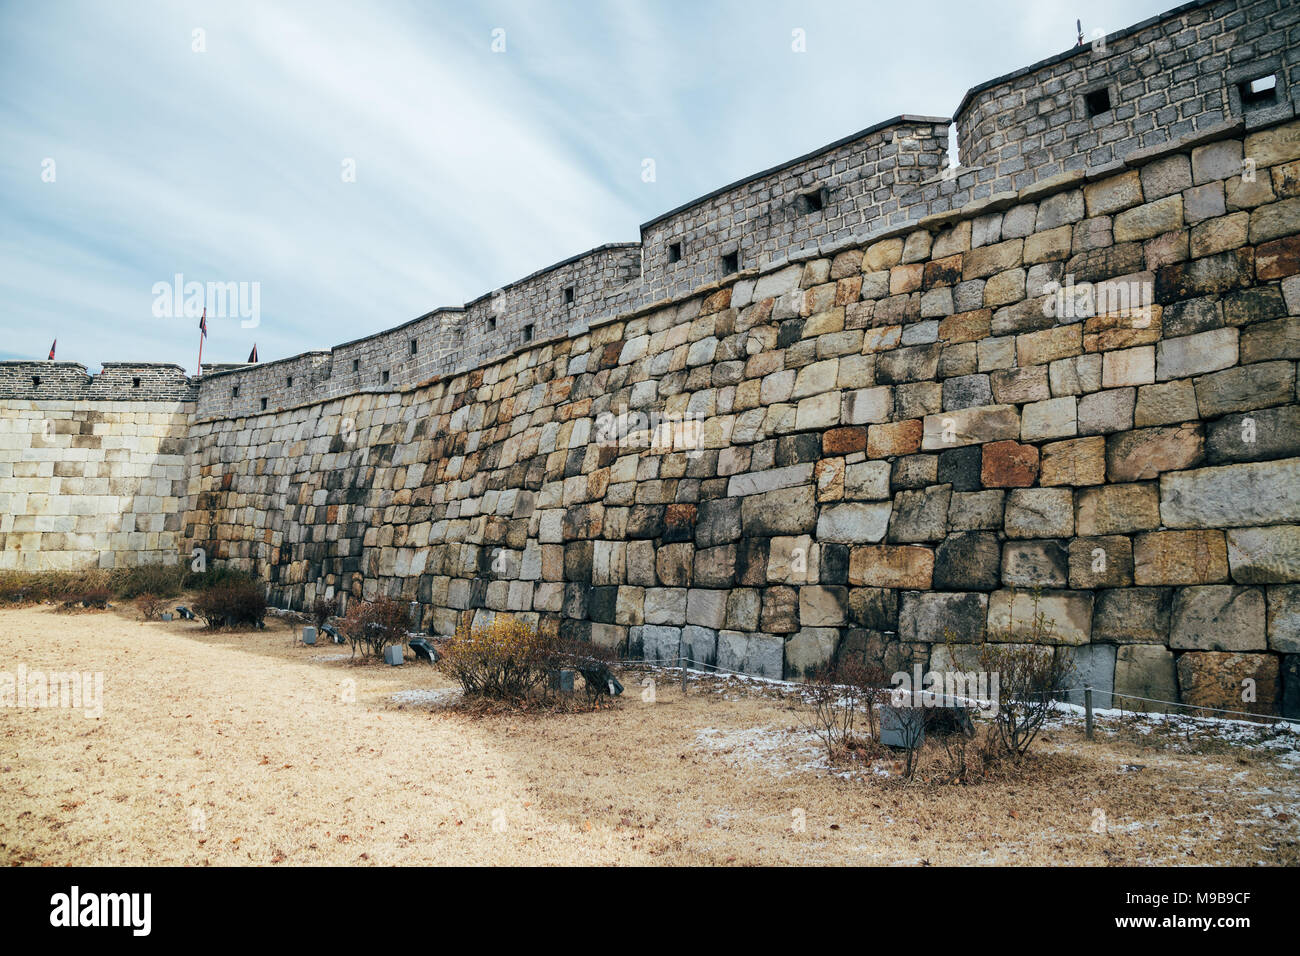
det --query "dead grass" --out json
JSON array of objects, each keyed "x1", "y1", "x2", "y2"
[{"x1": 1, "y1": 602, "x2": 1296, "y2": 866}]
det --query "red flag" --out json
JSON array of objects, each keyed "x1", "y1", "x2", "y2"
[
  {"x1": 248, "y1": 344, "x2": 258, "y2": 363},
  {"x1": 48, "y1": 339, "x2": 56, "y2": 360},
  {"x1": 199, "y1": 308, "x2": 208, "y2": 339}
]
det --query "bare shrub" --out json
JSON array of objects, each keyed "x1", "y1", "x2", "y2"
[
  {"x1": 340, "y1": 597, "x2": 408, "y2": 659},
  {"x1": 977, "y1": 590, "x2": 1075, "y2": 759},
  {"x1": 311, "y1": 596, "x2": 338, "y2": 630},
  {"x1": 136, "y1": 593, "x2": 168, "y2": 620},
  {"x1": 193, "y1": 582, "x2": 267, "y2": 629},
  {"x1": 800, "y1": 658, "x2": 886, "y2": 765}
]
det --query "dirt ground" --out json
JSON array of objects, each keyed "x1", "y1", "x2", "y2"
[{"x1": 1, "y1": 602, "x2": 1296, "y2": 866}]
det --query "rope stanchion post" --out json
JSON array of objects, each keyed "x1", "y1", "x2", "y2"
[
  {"x1": 1084, "y1": 687, "x2": 1093, "y2": 740},
  {"x1": 680, "y1": 650, "x2": 688, "y2": 696}
]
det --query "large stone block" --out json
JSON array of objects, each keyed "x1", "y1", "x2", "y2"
[
  {"x1": 1068, "y1": 535, "x2": 1134, "y2": 588},
  {"x1": 920, "y1": 405, "x2": 1020, "y2": 450},
  {"x1": 1004, "y1": 488, "x2": 1074, "y2": 538},
  {"x1": 986, "y1": 589, "x2": 1092, "y2": 645},
  {"x1": 1160, "y1": 459, "x2": 1300, "y2": 529},
  {"x1": 785, "y1": 628, "x2": 840, "y2": 679},
  {"x1": 931, "y1": 532, "x2": 1000, "y2": 591},
  {"x1": 1169, "y1": 585, "x2": 1266, "y2": 651},
  {"x1": 1060, "y1": 643, "x2": 1117, "y2": 709},
  {"x1": 848, "y1": 545, "x2": 934, "y2": 588},
  {"x1": 899, "y1": 591, "x2": 988, "y2": 644},
  {"x1": 1155, "y1": 327, "x2": 1237, "y2": 380},
  {"x1": 886, "y1": 485, "x2": 951, "y2": 543},
  {"x1": 817, "y1": 501, "x2": 892, "y2": 544},
  {"x1": 717, "y1": 630, "x2": 784, "y2": 680},
  {"x1": 1039, "y1": 437, "x2": 1106, "y2": 486},
  {"x1": 1105, "y1": 424, "x2": 1204, "y2": 482},
  {"x1": 1092, "y1": 588, "x2": 1170, "y2": 644},
  {"x1": 980, "y1": 440, "x2": 1039, "y2": 488},
  {"x1": 741, "y1": 485, "x2": 817, "y2": 536},
  {"x1": 1193, "y1": 361, "x2": 1295, "y2": 418},
  {"x1": 1133, "y1": 530, "x2": 1229, "y2": 585},
  {"x1": 1175, "y1": 651, "x2": 1278, "y2": 715},
  {"x1": 1113, "y1": 644, "x2": 1178, "y2": 708},
  {"x1": 1267, "y1": 584, "x2": 1300, "y2": 653},
  {"x1": 799, "y1": 585, "x2": 848, "y2": 626},
  {"x1": 1226, "y1": 526, "x2": 1300, "y2": 584},
  {"x1": 1076, "y1": 482, "x2": 1160, "y2": 535},
  {"x1": 1002, "y1": 539, "x2": 1069, "y2": 588}
]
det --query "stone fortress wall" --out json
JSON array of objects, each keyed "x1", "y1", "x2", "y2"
[{"x1": 2, "y1": 0, "x2": 1298, "y2": 713}]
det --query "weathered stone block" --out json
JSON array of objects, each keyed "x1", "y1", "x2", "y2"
[
  {"x1": 1227, "y1": 526, "x2": 1300, "y2": 584},
  {"x1": 1133, "y1": 530, "x2": 1229, "y2": 586},
  {"x1": 899, "y1": 591, "x2": 988, "y2": 643},
  {"x1": 920, "y1": 405, "x2": 1020, "y2": 450},
  {"x1": 785, "y1": 627, "x2": 840, "y2": 679},
  {"x1": 1078, "y1": 387, "x2": 1135, "y2": 435},
  {"x1": 1193, "y1": 361, "x2": 1295, "y2": 418},
  {"x1": 1040, "y1": 436, "x2": 1106, "y2": 486},
  {"x1": 1060, "y1": 643, "x2": 1117, "y2": 709},
  {"x1": 1105, "y1": 423, "x2": 1204, "y2": 481},
  {"x1": 741, "y1": 485, "x2": 817, "y2": 536},
  {"x1": 1114, "y1": 644, "x2": 1178, "y2": 705},
  {"x1": 1155, "y1": 327, "x2": 1237, "y2": 380},
  {"x1": 887, "y1": 485, "x2": 951, "y2": 542},
  {"x1": 799, "y1": 585, "x2": 848, "y2": 627},
  {"x1": 931, "y1": 532, "x2": 1000, "y2": 591},
  {"x1": 1170, "y1": 585, "x2": 1266, "y2": 651},
  {"x1": 760, "y1": 586, "x2": 799, "y2": 634},
  {"x1": 1076, "y1": 482, "x2": 1160, "y2": 535},
  {"x1": 1176, "y1": 651, "x2": 1278, "y2": 715},
  {"x1": 867, "y1": 419, "x2": 924, "y2": 458},
  {"x1": 1002, "y1": 539, "x2": 1070, "y2": 588},
  {"x1": 1068, "y1": 535, "x2": 1134, "y2": 588},
  {"x1": 817, "y1": 501, "x2": 892, "y2": 544},
  {"x1": 1267, "y1": 584, "x2": 1300, "y2": 653},
  {"x1": 1134, "y1": 380, "x2": 1198, "y2": 427},
  {"x1": 848, "y1": 544, "x2": 934, "y2": 588},
  {"x1": 1160, "y1": 459, "x2": 1300, "y2": 529},
  {"x1": 717, "y1": 630, "x2": 784, "y2": 679},
  {"x1": 987, "y1": 589, "x2": 1092, "y2": 644},
  {"x1": 1004, "y1": 488, "x2": 1074, "y2": 538},
  {"x1": 1021, "y1": 396, "x2": 1077, "y2": 440},
  {"x1": 980, "y1": 440, "x2": 1039, "y2": 487},
  {"x1": 1093, "y1": 588, "x2": 1171, "y2": 643}
]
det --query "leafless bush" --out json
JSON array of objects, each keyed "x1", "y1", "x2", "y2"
[
  {"x1": 977, "y1": 591, "x2": 1075, "y2": 759},
  {"x1": 136, "y1": 593, "x2": 168, "y2": 620}
]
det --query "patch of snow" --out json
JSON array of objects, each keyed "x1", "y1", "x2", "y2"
[{"x1": 389, "y1": 688, "x2": 461, "y2": 707}]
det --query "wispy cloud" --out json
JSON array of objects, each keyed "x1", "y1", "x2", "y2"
[{"x1": 0, "y1": 0, "x2": 1174, "y2": 369}]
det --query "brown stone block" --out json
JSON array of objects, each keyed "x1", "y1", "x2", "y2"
[
  {"x1": 867, "y1": 419, "x2": 923, "y2": 458},
  {"x1": 1133, "y1": 530, "x2": 1230, "y2": 585},
  {"x1": 980, "y1": 440, "x2": 1039, "y2": 487},
  {"x1": 848, "y1": 545, "x2": 934, "y2": 588}
]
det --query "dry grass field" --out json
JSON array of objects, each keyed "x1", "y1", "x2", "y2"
[{"x1": 1, "y1": 602, "x2": 1296, "y2": 866}]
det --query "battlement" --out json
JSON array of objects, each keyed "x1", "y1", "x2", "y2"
[
  {"x1": 0, "y1": 361, "x2": 198, "y2": 403},
  {"x1": 30, "y1": 0, "x2": 1288, "y2": 423},
  {"x1": 954, "y1": 0, "x2": 1294, "y2": 194}
]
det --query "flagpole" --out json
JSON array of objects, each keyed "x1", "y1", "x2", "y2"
[{"x1": 196, "y1": 308, "x2": 205, "y2": 377}]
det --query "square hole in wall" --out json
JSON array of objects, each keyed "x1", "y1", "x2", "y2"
[
  {"x1": 1084, "y1": 88, "x2": 1111, "y2": 118},
  {"x1": 32, "y1": 376, "x2": 40, "y2": 387},
  {"x1": 1240, "y1": 73, "x2": 1278, "y2": 108},
  {"x1": 489, "y1": 315, "x2": 497, "y2": 330},
  {"x1": 523, "y1": 323, "x2": 534, "y2": 342},
  {"x1": 132, "y1": 377, "x2": 141, "y2": 388},
  {"x1": 721, "y1": 251, "x2": 739, "y2": 275},
  {"x1": 667, "y1": 241, "x2": 682, "y2": 263},
  {"x1": 286, "y1": 375, "x2": 293, "y2": 387},
  {"x1": 381, "y1": 370, "x2": 390, "y2": 384},
  {"x1": 410, "y1": 338, "x2": 418, "y2": 355},
  {"x1": 563, "y1": 285, "x2": 575, "y2": 305},
  {"x1": 800, "y1": 189, "x2": 825, "y2": 213},
  {"x1": 260, "y1": 397, "x2": 268, "y2": 411},
  {"x1": 231, "y1": 385, "x2": 239, "y2": 398},
  {"x1": 352, "y1": 358, "x2": 360, "y2": 373}
]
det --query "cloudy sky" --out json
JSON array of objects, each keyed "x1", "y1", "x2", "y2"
[{"x1": 0, "y1": 0, "x2": 1176, "y2": 370}]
